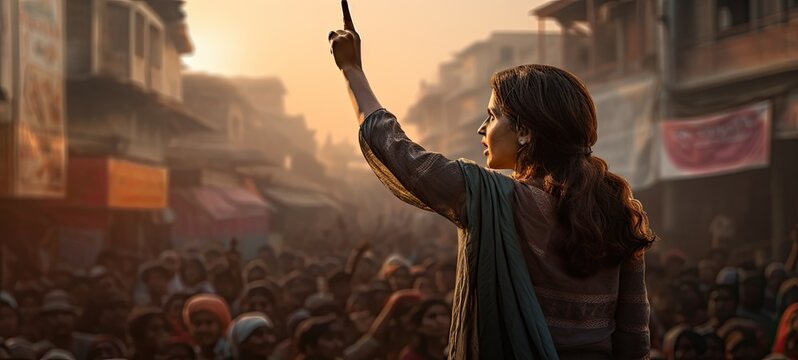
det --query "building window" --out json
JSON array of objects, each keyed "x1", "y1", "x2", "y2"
[
  {"x1": 716, "y1": 0, "x2": 750, "y2": 33},
  {"x1": 135, "y1": 13, "x2": 145, "y2": 58},
  {"x1": 106, "y1": 3, "x2": 130, "y2": 54},
  {"x1": 149, "y1": 25, "x2": 162, "y2": 69}
]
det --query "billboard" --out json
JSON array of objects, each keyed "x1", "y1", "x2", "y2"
[{"x1": 14, "y1": 0, "x2": 66, "y2": 197}]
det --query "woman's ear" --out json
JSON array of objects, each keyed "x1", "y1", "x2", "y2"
[{"x1": 517, "y1": 126, "x2": 531, "y2": 146}]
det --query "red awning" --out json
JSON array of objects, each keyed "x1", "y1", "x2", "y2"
[{"x1": 170, "y1": 185, "x2": 271, "y2": 239}]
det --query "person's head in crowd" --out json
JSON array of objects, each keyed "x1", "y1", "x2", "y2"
[
  {"x1": 0, "y1": 291, "x2": 19, "y2": 340},
  {"x1": 68, "y1": 273, "x2": 91, "y2": 309},
  {"x1": 278, "y1": 251, "x2": 300, "y2": 275},
  {"x1": 716, "y1": 267, "x2": 740, "y2": 287},
  {"x1": 320, "y1": 257, "x2": 342, "y2": 275},
  {"x1": 724, "y1": 329, "x2": 760, "y2": 360},
  {"x1": 12, "y1": 286, "x2": 42, "y2": 340},
  {"x1": 327, "y1": 271, "x2": 352, "y2": 308},
  {"x1": 708, "y1": 284, "x2": 739, "y2": 326},
  {"x1": 304, "y1": 262, "x2": 325, "y2": 280},
  {"x1": 96, "y1": 250, "x2": 119, "y2": 272},
  {"x1": 160, "y1": 250, "x2": 182, "y2": 278},
  {"x1": 116, "y1": 250, "x2": 142, "y2": 282},
  {"x1": 304, "y1": 294, "x2": 340, "y2": 317},
  {"x1": 773, "y1": 303, "x2": 798, "y2": 356},
  {"x1": 87, "y1": 335, "x2": 127, "y2": 360},
  {"x1": 352, "y1": 253, "x2": 378, "y2": 285},
  {"x1": 164, "y1": 292, "x2": 190, "y2": 334},
  {"x1": 127, "y1": 307, "x2": 169, "y2": 359},
  {"x1": 281, "y1": 271, "x2": 316, "y2": 314},
  {"x1": 48, "y1": 265, "x2": 75, "y2": 291},
  {"x1": 4, "y1": 337, "x2": 35, "y2": 359},
  {"x1": 39, "y1": 290, "x2": 79, "y2": 346},
  {"x1": 403, "y1": 299, "x2": 451, "y2": 358},
  {"x1": 739, "y1": 269, "x2": 766, "y2": 311},
  {"x1": 228, "y1": 312, "x2": 277, "y2": 360},
  {"x1": 257, "y1": 245, "x2": 276, "y2": 265},
  {"x1": 89, "y1": 265, "x2": 122, "y2": 296},
  {"x1": 698, "y1": 259, "x2": 721, "y2": 286},
  {"x1": 240, "y1": 281, "x2": 277, "y2": 317},
  {"x1": 183, "y1": 294, "x2": 232, "y2": 356},
  {"x1": 433, "y1": 260, "x2": 456, "y2": 298},
  {"x1": 676, "y1": 280, "x2": 704, "y2": 319},
  {"x1": 180, "y1": 257, "x2": 208, "y2": 288},
  {"x1": 380, "y1": 255, "x2": 413, "y2": 292},
  {"x1": 156, "y1": 336, "x2": 196, "y2": 360},
  {"x1": 140, "y1": 261, "x2": 171, "y2": 306},
  {"x1": 243, "y1": 260, "x2": 269, "y2": 284},
  {"x1": 664, "y1": 249, "x2": 687, "y2": 279},
  {"x1": 718, "y1": 319, "x2": 769, "y2": 359},
  {"x1": 204, "y1": 245, "x2": 228, "y2": 274},
  {"x1": 700, "y1": 332, "x2": 725, "y2": 360},
  {"x1": 766, "y1": 262, "x2": 787, "y2": 295},
  {"x1": 212, "y1": 266, "x2": 241, "y2": 305},
  {"x1": 413, "y1": 276, "x2": 437, "y2": 298},
  {"x1": 346, "y1": 288, "x2": 374, "y2": 335},
  {"x1": 662, "y1": 325, "x2": 705, "y2": 360},
  {"x1": 293, "y1": 315, "x2": 344, "y2": 360},
  {"x1": 41, "y1": 348, "x2": 77, "y2": 360},
  {"x1": 94, "y1": 289, "x2": 130, "y2": 340}
]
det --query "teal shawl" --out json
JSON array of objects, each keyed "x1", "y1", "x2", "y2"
[
  {"x1": 358, "y1": 113, "x2": 558, "y2": 359},
  {"x1": 448, "y1": 160, "x2": 558, "y2": 360}
]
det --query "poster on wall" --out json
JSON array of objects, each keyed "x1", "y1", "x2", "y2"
[
  {"x1": 15, "y1": 0, "x2": 66, "y2": 197},
  {"x1": 660, "y1": 102, "x2": 771, "y2": 180}
]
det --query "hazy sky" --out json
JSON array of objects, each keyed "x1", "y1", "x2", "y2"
[{"x1": 183, "y1": 0, "x2": 551, "y2": 144}]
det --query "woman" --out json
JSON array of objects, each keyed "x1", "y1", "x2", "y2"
[
  {"x1": 661, "y1": 325, "x2": 704, "y2": 360},
  {"x1": 227, "y1": 312, "x2": 278, "y2": 360},
  {"x1": 184, "y1": 294, "x2": 232, "y2": 360},
  {"x1": 400, "y1": 299, "x2": 451, "y2": 360},
  {"x1": 127, "y1": 307, "x2": 169, "y2": 360},
  {"x1": 181, "y1": 257, "x2": 215, "y2": 295},
  {"x1": 328, "y1": 1, "x2": 654, "y2": 358}
]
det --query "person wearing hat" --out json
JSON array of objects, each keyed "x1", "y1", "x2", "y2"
[
  {"x1": 35, "y1": 290, "x2": 94, "y2": 360},
  {"x1": 140, "y1": 261, "x2": 172, "y2": 307},
  {"x1": 0, "y1": 291, "x2": 19, "y2": 340},
  {"x1": 238, "y1": 281, "x2": 277, "y2": 320},
  {"x1": 227, "y1": 312, "x2": 277, "y2": 360},
  {"x1": 293, "y1": 315, "x2": 344, "y2": 360},
  {"x1": 183, "y1": 294, "x2": 232, "y2": 360}
]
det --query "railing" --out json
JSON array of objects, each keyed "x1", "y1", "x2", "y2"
[{"x1": 674, "y1": 10, "x2": 798, "y2": 88}]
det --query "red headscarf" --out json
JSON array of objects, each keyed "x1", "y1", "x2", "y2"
[
  {"x1": 773, "y1": 303, "x2": 798, "y2": 354},
  {"x1": 183, "y1": 294, "x2": 232, "y2": 332}
]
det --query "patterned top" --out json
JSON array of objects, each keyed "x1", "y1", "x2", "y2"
[{"x1": 359, "y1": 109, "x2": 650, "y2": 359}]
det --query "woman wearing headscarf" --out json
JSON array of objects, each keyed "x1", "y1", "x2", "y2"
[
  {"x1": 328, "y1": 2, "x2": 654, "y2": 358},
  {"x1": 184, "y1": 294, "x2": 232, "y2": 360},
  {"x1": 226, "y1": 312, "x2": 277, "y2": 360},
  {"x1": 773, "y1": 303, "x2": 798, "y2": 356}
]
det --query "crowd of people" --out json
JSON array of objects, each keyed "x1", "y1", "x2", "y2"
[{"x1": 0, "y1": 228, "x2": 797, "y2": 359}]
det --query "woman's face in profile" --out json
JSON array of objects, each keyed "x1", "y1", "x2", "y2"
[{"x1": 478, "y1": 91, "x2": 521, "y2": 170}]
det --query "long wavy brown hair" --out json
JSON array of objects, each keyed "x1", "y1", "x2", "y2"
[{"x1": 490, "y1": 64, "x2": 655, "y2": 277}]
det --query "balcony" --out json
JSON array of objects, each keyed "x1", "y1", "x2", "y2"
[
  {"x1": 66, "y1": 0, "x2": 179, "y2": 100},
  {"x1": 674, "y1": 12, "x2": 798, "y2": 89}
]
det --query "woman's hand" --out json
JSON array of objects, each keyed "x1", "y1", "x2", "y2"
[{"x1": 329, "y1": 0, "x2": 362, "y2": 70}]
